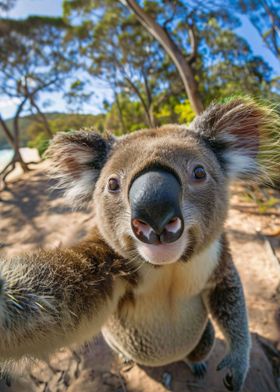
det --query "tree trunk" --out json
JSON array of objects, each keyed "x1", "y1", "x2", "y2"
[
  {"x1": 0, "y1": 114, "x2": 17, "y2": 149},
  {"x1": 142, "y1": 70, "x2": 157, "y2": 127},
  {"x1": 13, "y1": 100, "x2": 30, "y2": 172},
  {"x1": 124, "y1": 76, "x2": 155, "y2": 127},
  {"x1": 29, "y1": 96, "x2": 53, "y2": 138},
  {"x1": 114, "y1": 90, "x2": 127, "y2": 133},
  {"x1": 119, "y1": 0, "x2": 204, "y2": 114},
  {"x1": 0, "y1": 114, "x2": 28, "y2": 172}
]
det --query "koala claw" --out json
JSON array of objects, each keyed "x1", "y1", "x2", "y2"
[
  {"x1": 217, "y1": 353, "x2": 247, "y2": 392},
  {"x1": 223, "y1": 372, "x2": 234, "y2": 391}
]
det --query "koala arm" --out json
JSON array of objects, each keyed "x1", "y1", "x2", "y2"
[
  {"x1": 0, "y1": 230, "x2": 126, "y2": 364},
  {"x1": 203, "y1": 239, "x2": 250, "y2": 392}
]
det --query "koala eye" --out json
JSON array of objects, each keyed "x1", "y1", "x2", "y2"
[
  {"x1": 192, "y1": 165, "x2": 206, "y2": 180},
  {"x1": 108, "y1": 176, "x2": 120, "y2": 193}
]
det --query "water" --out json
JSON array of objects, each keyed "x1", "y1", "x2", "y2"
[{"x1": 0, "y1": 149, "x2": 13, "y2": 170}]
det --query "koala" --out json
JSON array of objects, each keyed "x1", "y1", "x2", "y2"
[{"x1": 0, "y1": 98, "x2": 279, "y2": 391}]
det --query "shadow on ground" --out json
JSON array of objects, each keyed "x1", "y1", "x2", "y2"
[{"x1": 1, "y1": 334, "x2": 279, "y2": 392}]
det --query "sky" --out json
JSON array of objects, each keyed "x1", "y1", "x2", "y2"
[{"x1": 1, "y1": 0, "x2": 279, "y2": 119}]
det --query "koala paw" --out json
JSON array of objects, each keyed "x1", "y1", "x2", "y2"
[{"x1": 217, "y1": 352, "x2": 248, "y2": 392}]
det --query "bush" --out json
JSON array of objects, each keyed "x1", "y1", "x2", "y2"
[{"x1": 28, "y1": 133, "x2": 50, "y2": 157}]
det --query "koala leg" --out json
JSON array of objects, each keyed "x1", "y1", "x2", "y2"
[
  {"x1": 183, "y1": 319, "x2": 215, "y2": 378},
  {"x1": 187, "y1": 319, "x2": 215, "y2": 363}
]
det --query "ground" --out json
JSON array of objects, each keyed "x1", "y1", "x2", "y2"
[{"x1": 0, "y1": 162, "x2": 279, "y2": 392}]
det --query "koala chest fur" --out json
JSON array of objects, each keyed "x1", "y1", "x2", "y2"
[{"x1": 102, "y1": 240, "x2": 220, "y2": 366}]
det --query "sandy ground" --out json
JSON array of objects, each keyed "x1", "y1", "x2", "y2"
[{"x1": 0, "y1": 162, "x2": 279, "y2": 392}]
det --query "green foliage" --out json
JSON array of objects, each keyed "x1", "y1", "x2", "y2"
[
  {"x1": 63, "y1": 0, "x2": 184, "y2": 128},
  {"x1": 199, "y1": 20, "x2": 276, "y2": 103},
  {"x1": 243, "y1": 188, "x2": 280, "y2": 214},
  {"x1": 28, "y1": 133, "x2": 50, "y2": 157},
  {"x1": 174, "y1": 100, "x2": 195, "y2": 124},
  {"x1": 0, "y1": 116, "x2": 33, "y2": 147},
  {"x1": 0, "y1": 0, "x2": 16, "y2": 11},
  {"x1": 0, "y1": 112, "x2": 105, "y2": 153},
  {"x1": 62, "y1": 0, "x2": 278, "y2": 132},
  {"x1": 104, "y1": 94, "x2": 146, "y2": 134},
  {"x1": 229, "y1": 0, "x2": 280, "y2": 59},
  {"x1": 27, "y1": 112, "x2": 105, "y2": 156},
  {"x1": 38, "y1": 113, "x2": 105, "y2": 135}
]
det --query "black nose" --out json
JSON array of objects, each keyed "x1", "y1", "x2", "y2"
[{"x1": 129, "y1": 169, "x2": 184, "y2": 244}]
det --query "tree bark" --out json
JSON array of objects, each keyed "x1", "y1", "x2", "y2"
[
  {"x1": 0, "y1": 115, "x2": 28, "y2": 172},
  {"x1": 0, "y1": 79, "x2": 58, "y2": 188},
  {"x1": 142, "y1": 69, "x2": 157, "y2": 127},
  {"x1": 13, "y1": 97, "x2": 30, "y2": 172},
  {"x1": 0, "y1": 114, "x2": 16, "y2": 149},
  {"x1": 29, "y1": 98, "x2": 53, "y2": 138},
  {"x1": 119, "y1": 0, "x2": 204, "y2": 114},
  {"x1": 114, "y1": 89, "x2": 127, "y2": 133},
  {"x1": 124, "y1": 76, "x2": 155, "y2": 127}
]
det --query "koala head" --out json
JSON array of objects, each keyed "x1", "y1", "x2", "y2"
[{"x1": 47, "y1": 98, "x2": 279, "y2": 265}]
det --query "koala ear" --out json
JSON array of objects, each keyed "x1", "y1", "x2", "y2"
[
  {"x1": 190, "y1": 97, "x2": 280, "y2": 184},
  {"x1": 46, "y1": 130, "x2": 114, "y2": 206}
]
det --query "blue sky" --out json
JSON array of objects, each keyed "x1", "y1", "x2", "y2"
[{"x1": 1, "y1": 0, "x2": 279, "y2": 119}]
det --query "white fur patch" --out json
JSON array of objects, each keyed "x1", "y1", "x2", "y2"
[
  {"x1": 177, "y1": 238, "x2": 221, "y2": 296},
  {"x1": 62, "y1": 169, "x2": 98, "y2": 205},
  {"x1": 46, "y1": 131, "x2": 111, "y2": 208},
  {"x1": 133, "y1": 238, "x2": 221, "y2": 298},
  {"x1": 222, "y1": 150, "x2": 257, "y2": 180}
]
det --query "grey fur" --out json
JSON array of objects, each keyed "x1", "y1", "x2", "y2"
[{"x1": 3, "y1": 99, "x2": 276, "y2": 391}]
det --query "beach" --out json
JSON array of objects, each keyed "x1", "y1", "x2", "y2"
[{"x1": 0, "y1": 147, "x2": 40, "y2": 181}]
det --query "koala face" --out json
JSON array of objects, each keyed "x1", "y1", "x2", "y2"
[
  {"x1": 93, "y1": 127, "x2": 228, "y2": 265},
  {"x1": 47, "y1": 98, "x2": 279, "y2": 265}
]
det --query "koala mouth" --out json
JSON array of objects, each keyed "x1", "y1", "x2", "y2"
[
  {"x1": 135, "y1": 237, "x2": 186, "y2": 265},
  {"x1": 131, "y1": 218, "x2": 186, "y2": 264}
]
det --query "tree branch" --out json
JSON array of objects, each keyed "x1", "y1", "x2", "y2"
[
  {"x1": 187, "y1": 20, "x2": 198, "y2": 65},
  {"x1": 119, "y1": 0, "x2": 204, "y2": 113}
]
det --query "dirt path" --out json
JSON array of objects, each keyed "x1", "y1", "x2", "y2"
[{"x1": 0, "y1": 164, "x2": 279, "y2": 392}]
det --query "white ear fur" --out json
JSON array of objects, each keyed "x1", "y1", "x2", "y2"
[
  {"x1": 190, "y1": 98, "x2": 280, "y2": 183},
  {"x1": 55, "y1": 166, "x2": 99, "y2": 206},
  {"x1": 46, "y1": 131, "x2": 112, "y2": 207},
  {"x1": 219, "y1": 147, "x2": 257, "y2": 180}
]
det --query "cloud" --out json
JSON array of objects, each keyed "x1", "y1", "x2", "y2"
[{"x1": 0, "y1": 97, "x2": 21, "y2": 109}]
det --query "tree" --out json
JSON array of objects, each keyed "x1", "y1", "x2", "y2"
[
  {"x1": 64, "y1": 1, "x2": 181, "y2": 128},
  {"x1": 0, "y1": 0, "x2": 16, "y2": 12},
  {"x1": 198, "y1": 17, "x2": 277, "y2": 103},
  {"x1": 104, "y1": 93, "x2": 148, "y2": 133},
  {"x1": 118, "y1": 0, "x2": 204, "y2": 114},
  {"x1": 232, "y1": 0, "x2": 280, "y2": 60},
  {"x1": 27, "y1": 112, "x2": 105, "y2": 156},
  {"x1": 63, "y1": 0, "x2": 277, "y2": 127},
  {"x1": 0, "y1": 16, "x2": 72, "y2": 186}
]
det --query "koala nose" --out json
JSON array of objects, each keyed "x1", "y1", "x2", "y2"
[
  {"x1": 131, "y1": 217, "x2": 183, "y2": 244},
  {"x1": 129, "y1": 169, "x2": 184, "y2": 244}
]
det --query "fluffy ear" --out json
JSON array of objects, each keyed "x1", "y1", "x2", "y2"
[
  {"x1": 46, "y1": 130, "x2": 114, "y2": 206},
  {"x1": 190, "y1": 97, "x2": 280, "y2": 184}
]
